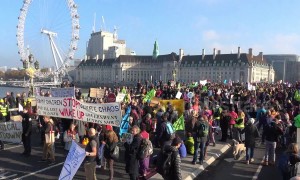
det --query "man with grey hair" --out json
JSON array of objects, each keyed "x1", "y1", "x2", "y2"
[{"x1": 84, "y1": 128, "x2": 98, "y2": 180}]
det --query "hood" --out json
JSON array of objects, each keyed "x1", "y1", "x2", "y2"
[{"x1": 163, "y1": 145, "x2": 178, "y2": 153}]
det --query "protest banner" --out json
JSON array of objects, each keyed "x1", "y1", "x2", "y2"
[
  {"x1": 0, "y1": 121, "x2": 22, "y2": 143},
  {"x1": 59, "y1": 141, "x2": 86, "y2": 180},
  {"x1": 150, "y1": 97, "x2": 160, "y2": 107},
  {"x1": 116, "y1": 93, "x2": 126, "y2": 102},
  {"x1": 159, "y1": 99, "x2": 184, "y2": 117},
  {"x1": 36, "y1": 96, "x2": 122, "y2": 127},
  {"x1": 51, "y1": 87, "x2": 75, "y2": 97}
]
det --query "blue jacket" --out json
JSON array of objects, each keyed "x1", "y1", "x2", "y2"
[{"x1": 178, "y1": 142, "x2": 187, "y2": 158}]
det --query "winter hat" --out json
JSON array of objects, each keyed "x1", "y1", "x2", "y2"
[{"x1": 249, "y1": 118, "x2": 255, "y2": 125}]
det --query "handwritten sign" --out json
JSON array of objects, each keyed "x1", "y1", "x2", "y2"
[
  {"x1": 51, "y1": 87, "x2": 75, "y2": 97},
  {"x1": 36, "y1": 96, "x2": 122, "y2": 127},
  {"x1": 89, "y1": 88, "x2": 105, "y2": 98},
  {"x1": 176, "y1": 91, "x2": 182, "y2": 99},
  {"x1": 116, "y1": 93, "x2": 126, "y2": 103},
  {"x1": 0, "y1": 121, "x2": 22, "y2": 143},
  {"x1": 59, "y1": 141, "x2": 86, "y2": 180}
]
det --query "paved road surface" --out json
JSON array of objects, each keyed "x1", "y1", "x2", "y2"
[{"x1": 195, "y1": 141, "x2": 283, "y2": 180}]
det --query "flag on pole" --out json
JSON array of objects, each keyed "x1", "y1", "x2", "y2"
[
  {"x1": 173, "y1": 115, "x2": 185, "y2": 131},
  {"x1": 59, "y1": 141, "x2": 86, "y2": 180},
  {"x1": 189, "y1": 82, "x2": 198, "y2": 88},
  {"x1": 143, "y1": 89, "x2": 156, "y2": 103},
  {"x1": 18, "y1": 103, "x2": 23, "y2": 112}
]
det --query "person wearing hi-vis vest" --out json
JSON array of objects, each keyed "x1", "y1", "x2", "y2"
[
  {"x1": 0, "y1": 99, "x2": 7, "y2": 121},
  {"x1": 294, "y1": 89, "x2": 300, "y2": 106},
  {"x1": 213, "y1": 104, "x2": 222, "y2": 127},
  {"x1": 234, "y1": 110, "x2": 245, "y2": 143}
]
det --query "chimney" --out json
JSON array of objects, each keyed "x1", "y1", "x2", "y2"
[
  {"x1": 213, "y1": 48, "x2": 216, "y2": 60},
  {"x1": 217, "y1": 50, "x2": 221, "y2": 55},
  {"x1": 237, "y1": 47, "x2": 241, "y2": 59},
  {"x1": 179, "y1": 48, "x2": 184, "y2": 61},
  {"x1": 102, "y1": 54, "x2": 105, "y2": 61},
  {"x1": 202, "y1": 49, "x2": 205, "y2": 60},
  {"x1": 248, "y1": 48, "x2": 253, "y2": 58},
  {"x1": 259, "y1": 52, "x2": 263, "y2": 61},
  {"x1": 84, "y1": 55, "x2": 87, "y2": 61},
  {"x1": 96, "y1": 54, "x2": 99, "y2": 61}
]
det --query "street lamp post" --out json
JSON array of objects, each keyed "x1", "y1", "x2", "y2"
[
  {"x1": 23, "y1": 54, "x2": 39, "y2": 97},
  {"x1": 172, "y1": 69, "x2": 177, "y2": 81}
]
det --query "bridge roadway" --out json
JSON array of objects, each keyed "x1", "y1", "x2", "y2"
[{"x1": 0, "y1": 122, "x2": 289, "y2": 180}]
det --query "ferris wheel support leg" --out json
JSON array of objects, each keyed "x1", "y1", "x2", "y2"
[
  {"x1": 50, "y1": 36, "x2": 65, "y2": 68},
  {"x1": 48, "y1": 36, "x2": 59, "y2": 71}
]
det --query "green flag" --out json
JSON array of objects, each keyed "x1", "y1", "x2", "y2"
[
  {"x1": 189, "y1": 82, "x2": 198, "y2": 88},
  {"x1": 173, "y1": 115, "x2": 185, "y2": 131},
  {"x1": 143, "y1": 89, "x2": 156, "y2": 103}
]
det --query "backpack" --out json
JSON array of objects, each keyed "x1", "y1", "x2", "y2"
[
  {"x1": 214, "y1": 108, "x2": 221, "y2": 117},
  {"x1": 165, "y1": 122, "x2": 176, "y2": 140},
  {"x1": 137, "y1": 138, "x2": 153, "y2": 160},
  {"x1": 295, "y1": 91, "x2": 300, "y2": 101},
  {"x1": 277, "y1": 153, "x2": 295, "y2": 175},
  {"x1": 197, "y1": 121, "x2": 209, "y2": 137},
  {"x1": 156, "y1": 150, "x2": 173, "y2": 177}
]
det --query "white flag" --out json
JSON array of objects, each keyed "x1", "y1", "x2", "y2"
[
  {"x1": 59, "y1": 141, "x2": 86, "y2": 180},
  {"x1": 18, "y1": 103, "x2": 23, "y2": 112}
]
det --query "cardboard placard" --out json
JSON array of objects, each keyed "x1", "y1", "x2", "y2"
[
  {"x1": 89, "y1": 88, "x2": 105, "y2": 98},
  {"x1": 116, "y1": 93, "x2": 126, "y2": 102},
  {"x1": 176, "y1": 91, "x2": 182, "y2": 99}
]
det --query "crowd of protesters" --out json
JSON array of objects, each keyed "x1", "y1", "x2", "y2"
[{"x1": 2, "y1": 79, "x2": 300, "y2": 179}]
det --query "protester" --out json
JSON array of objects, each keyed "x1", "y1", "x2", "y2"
[
  {"x1": 21, "y1": 108, "x2": 32, "y2": 157},
  {"x1": 63, "y1": 123, "x2": 79, "y2": 151},
  {"x1": 157, "y1": 112, "x2": 175, "y2": 149},
  {"x1": 185, "y1": 132, "x2": 195, "y2": 155},
  {"x1": 219, "y1": 110, "x2": 230, "y2": 142},
  {"x1": 241, "y1": 118, "x2": 259, "y2": 164},
  {"x1": 40, "y1": 116, "x2": 55, "y2": 165},
  {"x1": 104, "y1": 130, "x2": 119, "y2": 180},
  {"x1": 74, "y1": 120, "x2": 87, "y2": 143},
  {"x1": 0, "y1": 99, "x2": 7, "y2": 121},
  {"x1": 124, "y1": 125, "x2": 142, "y2": 180},
  {"x1": 84, "y1": 128, "x2": 98, "y2": 180},
  {"x1": 159, "y1": 136, "x2": 183, "y2": 180},
  {"x1": 280, "y1": 143, "x2": 300, "y2": 180},
  {"x1": 192, "y1": 116, "x2": 209, "y2": 165},
  {"x1": 263, "y1": 117, "x2": 283, "y2": 166},
  {"x1": 139, "y1": 123, "x2": 150, "y2": 179}
]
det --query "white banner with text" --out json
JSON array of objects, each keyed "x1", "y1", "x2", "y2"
[{"x1": 36, "y1": 96, "x2": 122, "y2": 127}]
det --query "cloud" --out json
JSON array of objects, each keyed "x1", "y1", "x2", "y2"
[
  {"x1": 271, "y1": 33, "x2": 300, "y2": 53},
  {"x1": 193, "y1": 16, "x2": 209, "y2": 29},
  {"x1": 202, "y1": 30, "x2": 220, "y2": 41}
]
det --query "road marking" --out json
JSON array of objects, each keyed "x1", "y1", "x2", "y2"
[
  {"x1": 3, "y1": 145, "x2": 22, "y2": 150},
  {"x1": 232, "y1": 173, "x2": 254, "y2": 178},
  {"x1": 0, "y1": 174, "x2": 17, "y2": 179},
  {"x1": 0, "y1": 169, "x2": 18, "y2": 179},
  {"x1": 252, "y1": 156, "x2": 264, "y2": 180},
  {"x1": 13, "y1": 162, "x2": 64, "y2": 180}
]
